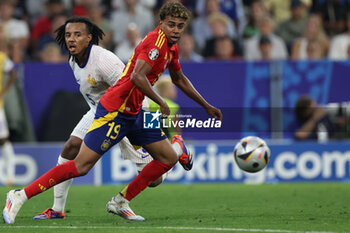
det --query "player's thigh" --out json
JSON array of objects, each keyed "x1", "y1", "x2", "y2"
[
  {"x1": 74, "y1": 142, "x2": 102, "y2": 176},
  {"x1": 84, "y1": 104, "x2": 135, "y2": 155},
  {"x1": 142, "y1": 139, "x2": 178, "y2": 166},
  {"x1": 61, "y1": 109, "x2": 95, "y2": 159}
]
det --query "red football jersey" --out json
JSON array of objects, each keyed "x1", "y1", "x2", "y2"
[{"x1": 100, "y1": 27, "x2": 181, "y2": 115}]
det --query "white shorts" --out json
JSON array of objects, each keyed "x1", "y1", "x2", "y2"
[
  {"x1": 0, "y1": 108, "x2": 9, "y2": 139},
  {"x1": 71, "y1": 108, "x2": 152, "y2": 165}
]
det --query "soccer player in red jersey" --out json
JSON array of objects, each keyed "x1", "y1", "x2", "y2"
[{"x1": 3, "y1": 2, "x2": 222, "y2": 223}]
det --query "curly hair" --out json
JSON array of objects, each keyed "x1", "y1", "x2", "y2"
[
  {"x1": 55, "y1": 16, "x2": 104, "y2": 50},
  {"x1": 159, "y1": 1, "x2": 191, "y2": 21}
]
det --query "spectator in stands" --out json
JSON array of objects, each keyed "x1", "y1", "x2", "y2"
[
  {"x1": 195, "y1": 0, "x2": 246, "y2": 37},
  {"x1": 258, "y1": 35, "x2": 272, "y2": 60},
  {"x1": 294, "y1": 95, "x2": 334, "y2": 142},
  {"x1": 328, "y1": 13, "x2": 350, "y2": 60},
  {"x1": 276, "y1": 0, "x2": 308, "y2": 52},
  {"x1": 192, "y1": 0, "x2": 237, "y2": 51},
  {"x1": 211, "y1": 35, "x2": 241, "y2": 60},
  {"x1": 37, "y1": 13, "x2": 68, "y2": 60},
  {"x1": 202, "y1": 12, "x2": 242, "y2": 58},
  {"x1": 0, "y1": 0, "x2": 30, "y2": 62},
  {"x1": 25, "y1": 0, "x2": 71, "y2": 25},
  {"x1": 110, "y1": 0, "x2": 154, "y2": 47},
  {"x1": 113, "y1": 0, "x2": 156, "y2": 11},
  {"x1": 265, "y1": 0, "x2": 311, "y2": 25},
  {"x1": 72, "y1": 0, "x2": 96, "y2": 17},
  {"x1": 31, "y1": 0, "x2": 65, "y2": 58},
  {"x1": 243, "y1": 0, "x2": 267, "y2": 39},
  {"x1": 305, "y1": 39, "x2": 323, "y2": 60},
  {"x1": 310, "y1": 0, "x2": 347, "y2": 36},
  {"x1": 244, "y1": 15, "x2": 288, "y2": 60},
  {"x1": 25, "y1": 0, "x2": 46, "y2": 25},
  {"x1": 39, "y1": 42, "x2": 66, "y2": 63},
  {"x1": 178, "y1": 33, "x2": 203, "y2": 62},
  {"x1": 11, "y1": 0, "x2": 29, "y2": 21},
  {"x1": 291, "y1": 14, "x2": 329, "y2": 60},
  {"x1": 88, "y1": 5, "x2": 113, "y2": 50},
  {"x1": 114, "y1": 22, "x2": 141, "y2": 62}
]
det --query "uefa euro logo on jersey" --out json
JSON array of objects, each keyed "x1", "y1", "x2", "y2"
[{"x1": 143, "y1": 110, "x2": 161, "y2": 129}]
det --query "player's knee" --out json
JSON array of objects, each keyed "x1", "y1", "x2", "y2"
[
  {"x1": 62, "y1": 137, "x2": 82, "y2": 160},
  {"x1": 148, "y1": 177, "x2": 163, "y2": 188},
  {"x1": 75, "y1": 161, "x2": 93, "y2": 176}
]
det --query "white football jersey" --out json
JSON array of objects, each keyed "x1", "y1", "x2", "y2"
[{"x1": 69, "y1": 45, "x2": 125, "y2": 110}]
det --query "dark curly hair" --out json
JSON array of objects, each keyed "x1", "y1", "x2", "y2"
[
  {"x1": 159, "y1": 1, "x2": 191, "y2": 21},
  {"x1": 55, "y1": 16, "x2": 104, "y2": 50}
]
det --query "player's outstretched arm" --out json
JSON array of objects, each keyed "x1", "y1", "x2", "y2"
[
  {"x1": 130, "y1": 59, "x2": 170, "y2": 118},
  {"x1": 169, "y1": 68, "x2": 222, "y2": 121}
]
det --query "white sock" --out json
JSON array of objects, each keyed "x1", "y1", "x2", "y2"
[
  {"x1": 52, "y1": 155, "x2": 73, "y2": 213},
  {"x1": 2, "y1": 141, "x2": 15, "y2": 183},
  {"x1": 19, "y1": 189, "x2": 28, "y2": 201},
  {"x1": 171, "y1": 143, "x2": 183, "y2": 157}
]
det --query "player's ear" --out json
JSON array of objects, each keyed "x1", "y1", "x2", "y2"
[{"x1": 87, "y1": 34, "x2": 92, "y2": 43}]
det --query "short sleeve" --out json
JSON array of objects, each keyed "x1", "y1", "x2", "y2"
[{"x1": 97, "y1": 48, "x2": 125, "y2": 86}]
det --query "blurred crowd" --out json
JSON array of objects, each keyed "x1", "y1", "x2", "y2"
[{"x1": 1, "y1": 0, "x2": 350, "y2": 64}]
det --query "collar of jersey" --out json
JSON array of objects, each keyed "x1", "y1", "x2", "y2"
[
  {"x1": 156, "y1": 27, "x2": 177, "y2": 51},
  {"x1": 78, "y1": 44, "x2": 93, "y2": 68}
]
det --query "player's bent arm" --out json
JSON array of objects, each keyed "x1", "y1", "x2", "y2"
[
  {"x1": 130, "y1": 59, "x2": 170, "y2": 117},
  {"x1": 169, "y1": 68, "x2": 223, "y2": 120}
]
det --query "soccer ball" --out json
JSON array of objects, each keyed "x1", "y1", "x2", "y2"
[{"x1": 233, "y1": 136, "x2": 271, "y2": 173}]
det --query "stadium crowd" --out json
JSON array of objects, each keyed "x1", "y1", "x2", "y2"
[{"x1": 2, "y1": 0, "x2": 350, "y2": 64}]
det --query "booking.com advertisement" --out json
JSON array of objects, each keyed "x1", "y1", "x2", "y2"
[
  {"x1": 100, "y1": 140, "x2": 350, "y2": 184},
  {"x1": 1, "y1": 140, "x2": 350, "y2": 186}
]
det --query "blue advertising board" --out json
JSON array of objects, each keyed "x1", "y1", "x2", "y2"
[
  {"x1": 100, "y1": 140, "x2": 350, "y2": 184},
  {"x1": 1, "y1": 141, "x2": 350, "y2": 186},
  {"x1": 0, "y1": 143, "x2": 96, "y2": 186}
]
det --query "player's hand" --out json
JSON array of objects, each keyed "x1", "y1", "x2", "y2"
[
  {"x1": 206, "y1": 105, "x2": 223, "y2": 121},
  {"x1": 159, "y1": 100, "x2": 170, "y2": 119}
]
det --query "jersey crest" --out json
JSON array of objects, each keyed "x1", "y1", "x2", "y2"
[
  {"x1": 88, "y1": 74, "x2": 96, "y2": 86},
  {"x1": 148, "y1": 48, "x2": 159, "y2": 60}
]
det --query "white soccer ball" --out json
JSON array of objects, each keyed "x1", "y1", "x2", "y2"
[{"x1": 233, "y1": 136, "x2": 271, "y2": 173}]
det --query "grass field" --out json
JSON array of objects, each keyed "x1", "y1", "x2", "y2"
[{"x1": 0, "y1": 183, "x2": 349, "y2": 233}]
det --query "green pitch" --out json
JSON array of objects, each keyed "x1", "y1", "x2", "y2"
[{"x1": 0, "y1": 183, "x2": 349, "y2": 233}]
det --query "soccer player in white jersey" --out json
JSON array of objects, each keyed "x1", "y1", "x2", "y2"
[{"x1": 30, "y1": 16, "x2": 192, "y2": 220}]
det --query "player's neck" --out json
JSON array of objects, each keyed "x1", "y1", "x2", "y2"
[{"x1": 75, "y1": 46, "x2": 90, "y2": 66}]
